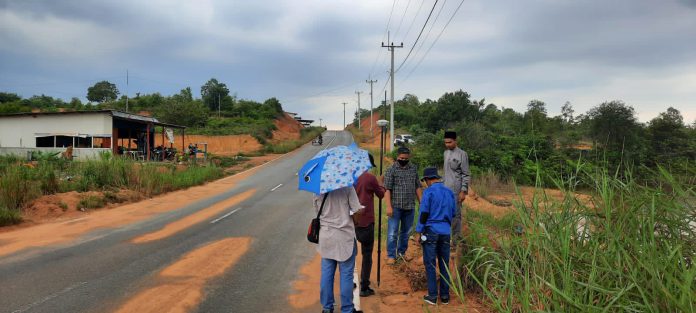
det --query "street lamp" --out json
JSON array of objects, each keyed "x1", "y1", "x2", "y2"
[{"x1": 376, "y1": 119, "x2": 389, "y2": 287}]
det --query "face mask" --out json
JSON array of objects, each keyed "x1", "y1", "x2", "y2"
[{"x1": 397, "y1": 159, "x2": 409, "y2": 166}]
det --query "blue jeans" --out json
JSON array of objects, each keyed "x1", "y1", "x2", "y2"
[
  {"x1": 421, "y1": 229, "x2": 451, "y2": 299},
  {"x1": 320, "y1": 240, "x2": 357, "y2": 313},
  {"x1": 387, "y1": 208, "x2": 415, "y2": 259}
]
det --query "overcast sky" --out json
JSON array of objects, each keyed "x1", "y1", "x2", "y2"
[{"x1": 1, "y1": 0, "x2": 695, "y2": 129}]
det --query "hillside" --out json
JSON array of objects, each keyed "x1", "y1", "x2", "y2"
[{"x1": 155, "y1": 112, "x2": 305, "y2": 155}]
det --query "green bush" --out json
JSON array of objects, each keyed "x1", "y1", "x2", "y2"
[
  {"x1": 0, "y1": 166, "x2": 40, "y2": 211},
  {"x1": 209, "y1": 155, "x2": 248, "y2": 168},
  {"x1": 78, "y1": 195, "x2": 106, "y2": 210},
  {"x1": 0, "y1": 206, "x2": 22, "y2": 226}
]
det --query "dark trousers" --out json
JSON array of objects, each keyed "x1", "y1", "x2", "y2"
[
  {"x1": 355, "y1": 223, "x2": 375, "y2": 290},
  {"x1": 421, "y1": 229, "x2": 451, "y2": 299}
]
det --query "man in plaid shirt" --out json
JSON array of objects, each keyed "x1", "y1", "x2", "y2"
[{"x1": 384, "y1": 146, "x2": 422, "y2": 264}]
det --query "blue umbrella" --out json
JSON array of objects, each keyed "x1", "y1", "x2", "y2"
[{"x1": 298, "y1": 145, "x2": 372, "y2": 195}]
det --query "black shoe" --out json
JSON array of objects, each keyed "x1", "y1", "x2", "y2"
[
  {"x1": 441, "y1": 297, "x2": 450, "y2": 305},
  {"x1": 423, "y1": 295, "x2": 437, "y2": 305},
  {"x1": 359, "y1": 287, "x2": 375, "y2": 297},
  {"x1": 321, "y1": 308, "x2": 333, "y2": 313}
]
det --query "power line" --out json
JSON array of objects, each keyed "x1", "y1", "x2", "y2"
[
  {"x1": 400, "y1": 0, "x2": 426, "y2": 43},
  {"x1": 368, "y1": 0, "x2": 399, "y2": 78},
  {"x1": 395, "y1": 0, "x2": 439, "y2": 73},
  {"x1": 402, "y1": 0, "x2": 466, "y2": 83},
  {"x1": 281, "y1": 81, "x2": 360, "y2": 105},
  {"x1": 405, "y1": 0, "x2": 448, "y2": 71},
  {"x1": 392, "y1": 0, "x2": 413, "y2": 40}
]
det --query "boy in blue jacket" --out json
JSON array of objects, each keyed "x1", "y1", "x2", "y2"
[{"x1": 416, "y1": 167, "x2": 457, "y2": 305}]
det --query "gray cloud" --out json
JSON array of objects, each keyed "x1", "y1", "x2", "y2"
[{"x1": 0, "y1": 0, "x2": 694, "y2": 128}]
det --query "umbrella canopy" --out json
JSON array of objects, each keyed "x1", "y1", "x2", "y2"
[{"x1": 298, "y1": 145, "x2": 372, "y2": 195}]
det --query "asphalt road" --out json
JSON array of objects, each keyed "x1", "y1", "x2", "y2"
[{"x1": 0, "y1": 130, "x2": 353, "y2": 313}]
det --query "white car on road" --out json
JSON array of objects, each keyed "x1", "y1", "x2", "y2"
[{"x1": 394, "y1": 134, "x2": 415, "y2": 146}]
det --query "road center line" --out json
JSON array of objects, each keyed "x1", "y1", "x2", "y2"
[
  {"x1": 270, "y1": 183, "x2": 283, "y2": 192},
  {"x1": 210, "y1": 207, "x2": 242, "y2": 224},
  {"x1": 12, "y1": 281, "x2": 87, "y2": 313}
]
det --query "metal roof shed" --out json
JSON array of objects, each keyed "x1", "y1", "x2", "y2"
[{"x1": 0, "y1": 110, "x2": 186, "y2": 161}]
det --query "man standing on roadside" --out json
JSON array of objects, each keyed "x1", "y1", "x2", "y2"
[
  {"x1": 384, "y1": 147, "x2": 422, "y2": 264},
  {"x1": 315, "y1": 186, "x2": 363, "y2": 313},
  {"x1": 443, "y1": 131, "x2": 470, "y2": 247},
  {"x1": 416, "y1": 167, "x2": 456, "y2": 306},
  {"x1": 353, "y1": 154, "x2": 385, "y2": 297}
]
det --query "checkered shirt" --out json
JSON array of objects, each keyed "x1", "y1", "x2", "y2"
[{"x1": 384, "y1": 162, "x2": 420, "y2": 210}]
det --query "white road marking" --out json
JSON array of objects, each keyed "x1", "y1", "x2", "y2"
[
  {"x1": 323, "y1": 132, "x2": 338, "y2": 150},
  {"x1": 270, "y1": 183, "x2": 283, "y2": 192},
  {"x1": 12, "y1": 281, "x2": 87, "y2": 313},
  {"x1": 61, "y1": 217, "x2": 88, "y2": 224},
  {"x1": 210, "y1": 207, "x2": 242, "y2": 224}
]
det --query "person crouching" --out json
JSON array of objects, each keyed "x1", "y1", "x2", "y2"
[{"x1": 415, "y1": 167, "x2": 456, "y2": 305}]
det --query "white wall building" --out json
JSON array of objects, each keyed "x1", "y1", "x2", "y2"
[{"x1": 0, "y1": 110, "x2": 185, "y2": 160}]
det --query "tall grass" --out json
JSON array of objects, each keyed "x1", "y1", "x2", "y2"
[
  {"x1": 0, "y1": 154, "x2": 225, "y2": 225},
  {"x1": 134, "y1": 164, "x2": 223, "y2": 197},
  {"x1": 472, "y1": 169, "x2": 514, "y2": 199},
  {"x1": 459, "y1": 164, "x2": 696, "y2": 312},
  {"x1": 0, "y1": 165, "x2": 41, "y2": 226},
  {"x1": 0, "y1": 166, "x2": 40, "y2": 212}
]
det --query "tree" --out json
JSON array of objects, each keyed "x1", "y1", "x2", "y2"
[
  {"x1": 0, "y1": 92, "x2": 21, "y2": 103},
  {"x1": 263, "y1": 97, "x2": 284, "y2": 117},
  {"x1": 432, "y1": 90, "x2": 476, "y2": 131},
  {"x1": 158, "y1": 96, "x2": 209, "y2": 128},
  {"x1": 69, "y1": 97, "x2": 84, "y2": 110},
  {"x1": 648, "y1": 107, "x2": 689, "y2": 161},
  {"x1": 173, "y1": 87, "x2": 194, "y2": 103},
  {"x1": 524, "y1": 99, "x2": 548, "y2": 134},
  {"x1": 200, "y1": 78, "x2": 230, "y2": 112},
  {"x1": 561, "y1": 101, "x2": 575, "y2": 124},
  {"x1": 587, "y1": 100, "x2": 645, "y2": 164},
  {"x1": 87, "y1": 81, "x2": 119, "y2": 103}
]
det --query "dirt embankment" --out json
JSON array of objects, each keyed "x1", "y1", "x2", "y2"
[
  {"x1": 156, "y1": 134, "x2": 263, "y2": 156},
  {"x1": 154, "y1": 112, "x2": 304, "y2": 155},
  {"x1": 271, "y1": 112, "x2": 304, "y2": 142}
]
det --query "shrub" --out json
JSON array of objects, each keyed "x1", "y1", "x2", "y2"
[
  {"x1": 78, "y1": 195, "x2": 106, "y2": 210},
  {"x1": 471, "y1": 169, "x2": 513, "y2": 199},
  {"x1": 0, "y1": 206, "x2": 22, "y2": 226},
  {"x1": 0, "y1": 166, "x2": 40, "y2": 211}
]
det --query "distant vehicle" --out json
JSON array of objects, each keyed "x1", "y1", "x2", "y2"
[{"x1": 394, "y1": 134, "x2": 415, "y2": 146}]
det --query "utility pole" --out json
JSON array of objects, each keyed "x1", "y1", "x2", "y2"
[
  {"x1": 218, "y1": 94, "x2": 221, "y2": 117},
  {"x1": 382, "y1": 32, "x2": 403, "y2": 152},
  {"x1": 342, "y1": 102, "x2": 347, "y2": 129},
  {"x1": 125, "y1": 69, "x2": 129, "y2": 112},
  {"x1": 366, "y1": 78, "x2": 377, "y2": 136},
  {"x1": 355, "y1": 91, "x2": 363, "y2": 130}
]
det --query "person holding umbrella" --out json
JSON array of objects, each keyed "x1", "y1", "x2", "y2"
[
  {"x1": 313, "y1": 186, "x2": 363, "y2": 313},
  {"x1": 299, "y1": 145, "x2": 372, "y2": 313}
]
